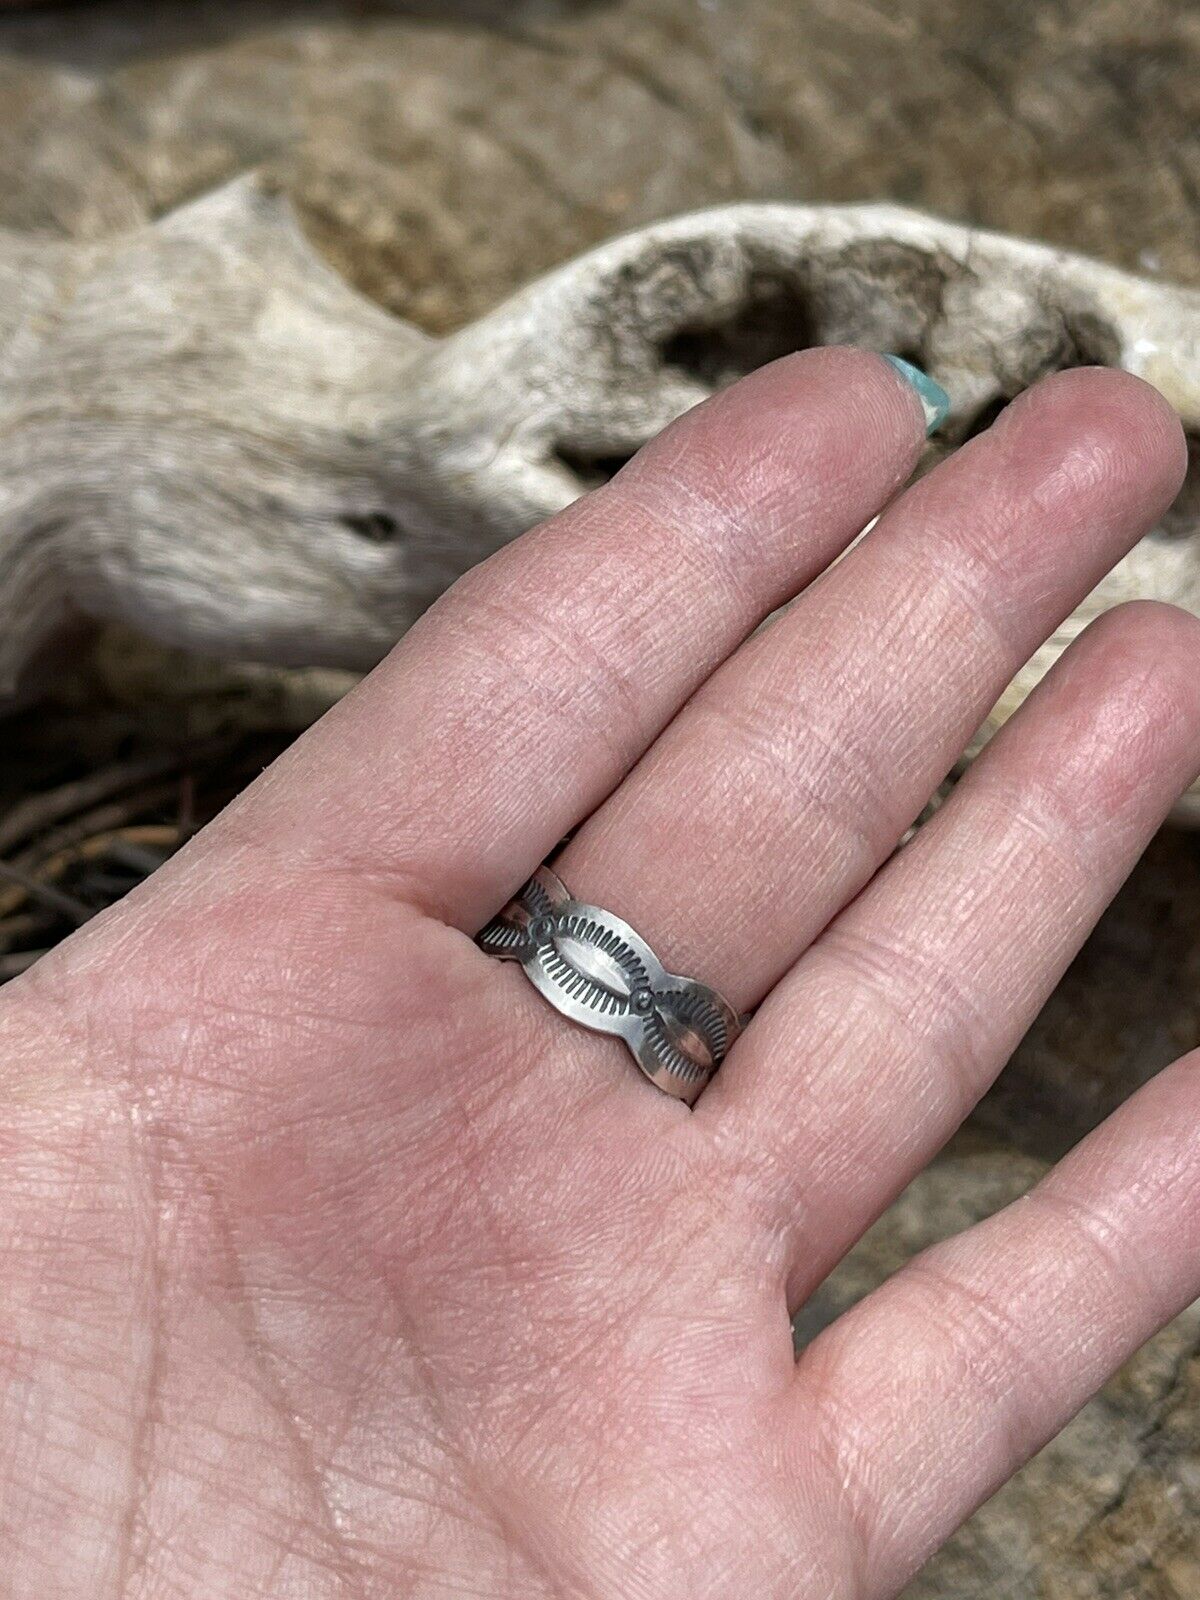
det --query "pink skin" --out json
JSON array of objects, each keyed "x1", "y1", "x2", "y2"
[{"x1": 2, "y1": 350, "x2": 1199, "y2": 1598}]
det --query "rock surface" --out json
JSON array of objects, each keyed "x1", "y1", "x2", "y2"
[
  {"x1": 0, "y1": 2, "x2": 1197, "y2": 1594},
  {"x1": 0, "y1": 0, "x2": 1198, "y2": 326}
]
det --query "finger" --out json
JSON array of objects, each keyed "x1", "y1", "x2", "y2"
[
  {"x1": 790, "y1": 1036, "x2": 1200, "y2": 1598},
  {"x1": 708, "y1": 601, "x2": 1200, "y2": 1300},
  {"x1": 221, "y1": 349, "x2": 929, "y2": 928},
  {"x1": 555, "y1": 367, "x2": 1187, "y2": 1012}
]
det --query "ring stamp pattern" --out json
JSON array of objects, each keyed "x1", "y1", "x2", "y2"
[{"x1": 478, "y1": 866, "x2": 743, "y2": 1104}]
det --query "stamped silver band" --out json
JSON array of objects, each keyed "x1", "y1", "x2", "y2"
[{"x1": 477, "y1": 867, "x2": 743, "y2": 1105}]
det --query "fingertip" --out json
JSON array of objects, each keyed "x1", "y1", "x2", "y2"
[
  {"x1": 1032, "y1": 599, "x2": 1200, "y2": 831},
  {"x1": 1086, "y1": 598, "x2": 1200, "y2": 726},
  {"x1": 1005, "y1": 366, "x2": 1188, "y2": 514},
  {"x1": 628, "y1": 343, "x2": 930, "y2": 528},
  {"x1": 716, "y1": 344, "x2": 934, "y2": 452},
  {"x1": 1096, "y1": 593, "x2": 1200, "y2": 650}
]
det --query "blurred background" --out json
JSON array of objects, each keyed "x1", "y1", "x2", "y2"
[{"x1": 0, "y1": 3, "x2": 1197, "y2": 1594}]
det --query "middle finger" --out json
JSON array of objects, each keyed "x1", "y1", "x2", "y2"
[{"x1": 554, "y1": 367, "x2": 1186, "y2": 1015}]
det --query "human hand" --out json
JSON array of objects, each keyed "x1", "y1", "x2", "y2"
[{"x1": 5, "y1": 351, "x2": 1200, "y2": 1598}]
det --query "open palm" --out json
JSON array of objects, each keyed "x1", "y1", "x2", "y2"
[{"x1": 5, "y1": 351, "x2": 1200, "y2": 1599}]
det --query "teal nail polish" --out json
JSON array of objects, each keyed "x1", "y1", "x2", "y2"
[{"x1": 882, "y1": 355, "x2": 951, "y2": 436}]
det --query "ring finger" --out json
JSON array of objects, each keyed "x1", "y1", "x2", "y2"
[{"x1": 554, "y1": 367, "x2": 1186, "y2": 1029}]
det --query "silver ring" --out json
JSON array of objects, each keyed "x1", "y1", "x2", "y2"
[{"x1": 477, "y1": 867, "x2": 743, "y2": 1105}]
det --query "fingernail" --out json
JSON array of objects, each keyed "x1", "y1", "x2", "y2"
[{"x1": 882, "y1": 355, "x2": 951, "y2": 436}]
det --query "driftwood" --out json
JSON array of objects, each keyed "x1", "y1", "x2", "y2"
[{"x1": 4, "y1": 172, "x2": 1200, "y2": 807}]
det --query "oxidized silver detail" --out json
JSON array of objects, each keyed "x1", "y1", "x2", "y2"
[{"x1": 477, "y1": 866, "x2": 742, "y2": 1105}]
